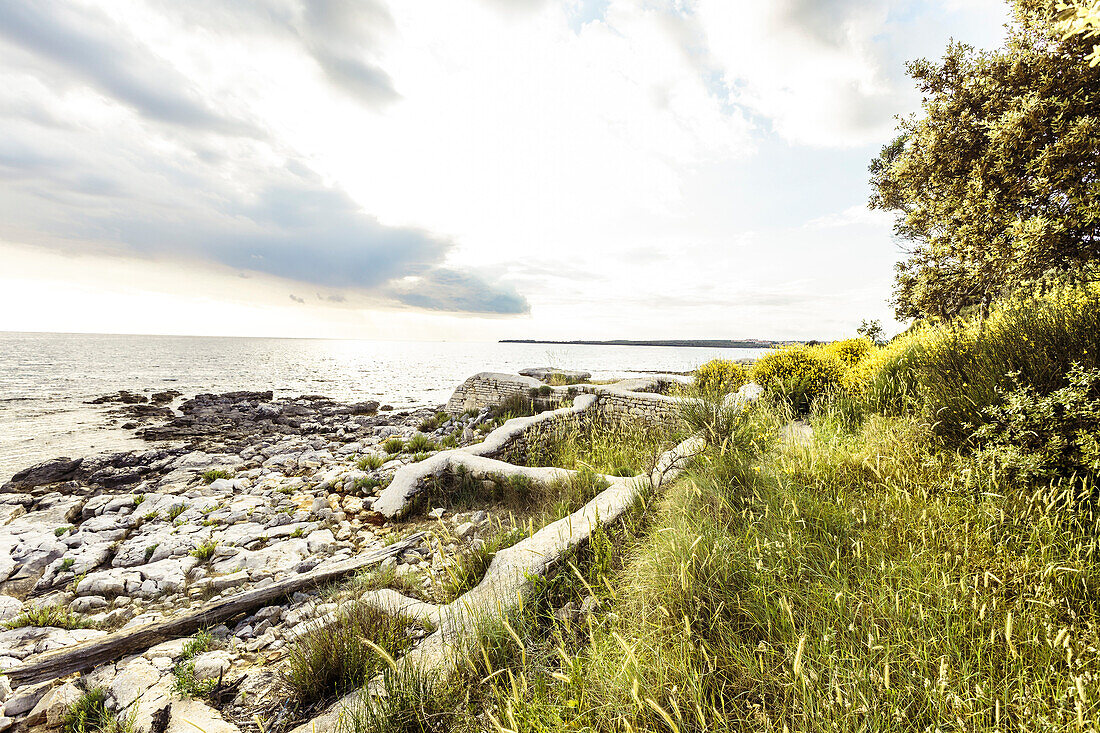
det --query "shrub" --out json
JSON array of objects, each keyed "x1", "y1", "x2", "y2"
[
  {"x1": 823, "y1": 336, "x2": 875, "y2": 368},
  {"x1": 172, "y1": 630, "x2": 216, "y2": 697},
  {"x1": 862, "y1": 284, "x2": 1100, "y2": 445},
  {"x1": 974, "y1": 363, "x2": 1100, "y2": 489},
  {"x1": 201, "y1": 469, "x2": 232, "y2": 484},
  {"x1": 693, "y1": 359, "x2": 748, "y2": 394},
  {"x1": 281, "y1": 602, "x2": 413, "y2": 706},
  {"x1": 750, "y1": 344, "x2": 845, "y2": 413},
  {"x1": 382, "y1": 438, "x2": 405, "y2": 455},
  {"x1": 418, "y1": 416, "x2": 439, "y2": 432}
]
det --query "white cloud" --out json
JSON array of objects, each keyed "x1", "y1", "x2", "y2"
[{"x1": 0, "y1": 0, "x2": 1009, "y2": 339}]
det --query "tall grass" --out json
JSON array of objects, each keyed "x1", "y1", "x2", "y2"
[
  {"x1": 525, "y1": 417, "x2": 676, "y2": 476},
  {"x1": 862, "y1": 284, "x2": 1100, "y2": 445},
  {"x1": 282, "y1": 602, "x2": 414, "y2": 707}
]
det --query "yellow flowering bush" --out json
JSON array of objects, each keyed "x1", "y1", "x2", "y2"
[
  {"x1": 750, "y1": 344, "x2": 845, "y2": 413},
  {"x1": 823, "y1": 337, "x2": 875, "y2": 368},
  {"x1": 693, "y1": 359, "x2": 748, "y2": 394}
]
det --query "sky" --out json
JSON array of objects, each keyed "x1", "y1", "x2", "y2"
[{"x1": 0, "y1": 0, "x2": 1010, "y2": 341}]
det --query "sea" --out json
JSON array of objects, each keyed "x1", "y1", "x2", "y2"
[{"x1": 0, "y1": 332, "x2": 766, "y2": 483}]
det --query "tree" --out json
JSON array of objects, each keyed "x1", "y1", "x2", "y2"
[
  {"x1": 869, "y1": 1, "x2": 1100, "y2": 321},
  {"x1": 857, "y1": 319, "x2": 885, "y2": 345},
  {"x1": 1056, "y1": 0, "x2": 1100, "y2": 65}
]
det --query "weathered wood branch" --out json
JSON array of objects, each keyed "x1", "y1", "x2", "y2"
[{"x1": 4, "y1": 532, "x2": 425, "y2": 687}]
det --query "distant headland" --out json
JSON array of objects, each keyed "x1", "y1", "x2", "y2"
[{"x1": 499, "y1": 338, "x2": 791, "y2": 349}]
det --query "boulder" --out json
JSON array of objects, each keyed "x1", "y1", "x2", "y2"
[
  {"x1": 2, "y1": 682, "x2": 50, "y2": 717},
  {"x1": 190, "y1": 651, "x2": 231, "y2": 682},
  {"x1": 166, "y1": 699, "x2": 240, "y2": 733},
  {"x1": 1, "y1": 458, "x2": 82, "y2": 491},
  {"x1": 26, "y1": 681, "x2": 81, "y2": 728}
]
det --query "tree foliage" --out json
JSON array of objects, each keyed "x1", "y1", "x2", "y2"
[{"x1": 869, "y1": 1, "x2": 1100, "y2": 320}]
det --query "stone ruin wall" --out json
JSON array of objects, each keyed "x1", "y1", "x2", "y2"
[
  {"x1": 445, "y1": 372, "x2": 545, "y2": 416},
  {"x1": 445, "y1": 372, "x2": 684, "y2": 436}
]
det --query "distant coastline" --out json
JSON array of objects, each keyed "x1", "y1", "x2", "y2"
[{"x1": 500, "y1": 338, "x2": 789, "y2": 349}]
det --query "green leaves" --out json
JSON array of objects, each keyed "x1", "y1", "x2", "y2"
[{"x1": 870, "y1": 5, "x2": 1100, "y2": 321}]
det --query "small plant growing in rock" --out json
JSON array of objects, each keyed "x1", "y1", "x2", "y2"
[
  {"x1": 382, "y1": 437, "x2": 405, "y2": 454},
  {"x1": 142, "y1": 511, "x2": 159, "y2": 522},
  {"x1": 62, "y1": 687, "x2": 134, "y2": 733},
  {"x1": 410, "y1": 452, "x2": 431, "y2": 463},
  {"x1": 172, "y1": 630, "x2": 217, "y2": 698},
  {"x1": 55, "y1": 525, "x2": 73, "y2": 537},
  {"x1": 144, "y1": 544, "x2": 159, "y2": 562},
  {"x1": 290, "y1": 527, "x2": 304, "y2": 538},
  {"x1": 167, "y1": 503, "x2": 188, "y2": 521},
  {"x1": 418, "y1": 416, "x2": 439, "y2": 432},
  {"x1": 201, "y1": 469, "x2": 233, "y2": 484},
  {"x1": 132, "y1": 494, "x2": 146, "y2": 507},
  {"x1": 6, "y1": 605, "x2": 97, "y2": 631},
  {"x1": 406, "y1": 432, "x2": 436, "y2": 453},
  {"x1": 60, "y1": 557, "x2": 75, "y2": 572},
  {"x1": 441, "y1": 434, "x2": 458, "y2": 449},
  {"x1": 190, "y1": 540, "x2": 219, "y2": 562},
  {"x1": 354, "y1": 476, "x2": 382, "y2": 493},
  {"x1": 357, "y1": 454, "x2": 385, "y2": 471}
]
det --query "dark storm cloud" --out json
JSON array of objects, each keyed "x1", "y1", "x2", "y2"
[
  {"x1": 0, "y1": 1, "x2": 255, "y2": 135},
  {"x1": 387, "y1": 268, "x2": 530, "y2": 315}
]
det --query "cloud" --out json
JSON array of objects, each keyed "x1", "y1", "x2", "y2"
[
  {"x1": 387, "y1": 268, "x2": 530, "y2": 314},
  {"x1": 298, "y1": 0, "x2": 401, "y2": 106},
  {"x1": 289, "y1": 294, "x2": 305, "y2": 304},
  {"x1": 805, "y1": 205, "x2": 894, "y2": 229},
  {"x1": 0, "y1": 110, "x2": 526, "y2": 315},
  {"x1": 0, "y1": 1, "x2": 254, "y2": 135}
]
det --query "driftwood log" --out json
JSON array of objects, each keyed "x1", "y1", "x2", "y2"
[{"x1": 5, "y1": 532, "x2": 425, "y2": 687}]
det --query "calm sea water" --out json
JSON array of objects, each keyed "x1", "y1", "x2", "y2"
[{"x1": 0, "y1": 332, "x2": 765, "y2": 483}]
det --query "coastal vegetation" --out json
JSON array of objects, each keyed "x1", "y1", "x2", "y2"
[{"x1": 336, "y1": 281, "x2": 1100, "y2": 732}]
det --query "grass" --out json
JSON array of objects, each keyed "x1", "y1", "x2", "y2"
[
  {"x1": 492, "y1": 392, "x2": 536, "y2": 419},
  {"x1": 406, "y1": 432, "x2": 437, "y2": 453},
  {"x1": 172, "y1": 630, "x2": 217, "y2": 697},
  {"x1": 524, "y1": 416, "x2": 678, "y2": 476},
  {"x1": 190, "y1": 539, "x2": 219, "y2": 562},
  {"x1": 201, "y1": 469, "x2": 233, "y2": 484},
  {"x1": 358, "y1": 453, "x2": 385, "y2": 471},
  {"x1": 382, "y1": 437, "x2": 405, "y2": 455},
  {"x1": 344, "y1": 386, "x2": 1100, "y2": 732},
  {"x1": 440, "y1": 523, "x2": 528, "y2": 602},
  {"x1": 62, "y1": 688, "x2": 134, "y2": 733},
  {"x1": 166, "y1": 503, "x2": 188, "y2": 521},
  {"x1": 281, "y1": 602, "x2": 415, "y2": 708},
  {"x1": 5, "y1": 605, "x2": 98, "y2": 630}
]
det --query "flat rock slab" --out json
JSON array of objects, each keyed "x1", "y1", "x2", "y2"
[{"x1": 518, "y1": 367, "x2": 591, "y2": 381}]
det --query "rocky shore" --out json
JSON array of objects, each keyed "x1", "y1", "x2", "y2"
[{"x1": 0, "y1": 388, "x2": 506, "y2": 733}]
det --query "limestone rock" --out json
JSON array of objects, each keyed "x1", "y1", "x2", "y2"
[
  {"x1": 165, "y1": 699, "x2": 240, "y2": 733},
  {"x1": 26, "y1": 681, "x2": 81, "y2": 727}
]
